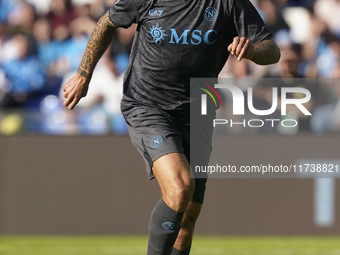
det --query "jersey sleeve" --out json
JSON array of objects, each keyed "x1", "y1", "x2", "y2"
[
  {"x1": 109, "y1": 0, "x2": 148, "y2": 28},
  {"x1": 230, "y1": 0, "x2": 272, "y2": 44}
]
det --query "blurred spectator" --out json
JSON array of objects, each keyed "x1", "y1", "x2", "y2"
[
  {"x1": 272, "y1": 45, "x2": 303, "y2": 78},
  {"x1": 74, "y1": 2, "x2": 93, "y2": 18},
  {"x1": 1, "y1": 33, "x2": 45, "y2": 108},
  {"x1": 46, "y1": 0, "x2": 76, "y2": 33},
  {"x1": 316, "y1": 36, "x2": 340, "y2": 78},
  {"x1": 0, "y1": 23, "x2": 19, "y2": 64},
  {"x1": 26, "y1": 0, "x2": 53, "y2": 16},
  {"x1": 4, "y1": 0, "x2": 36, "y2": 32},
  {"x1": 49, "y1": 16, "x2": 95, "y2": 76},
  {"x1": 0, "y1": 0, "x2": 15, "y2": 22},
  {"x1": 32, "y1": 18, "x2": 56, "y2": 70},
  {"x1": 90, "y1": 0, "x2": 113, "y2": 19},
  {"x1": 314, "y1": 0, "x2": 340, "y2": 36},
  {"x1": 258, "y1": 0, "x2": 290, "y2": 39},
  {"x1": 64, "y1": 16, "x2": 95, "y2": 70}
]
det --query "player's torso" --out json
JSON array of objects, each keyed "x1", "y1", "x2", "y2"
[
  {"x1": 121, "y1": 0, "x2": 236, "y2": 114},
  {"x1": 133, "y1": 0, "x2": 232, "y2": 79}
]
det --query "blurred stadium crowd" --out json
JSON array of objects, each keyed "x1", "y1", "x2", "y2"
[{"x1": 0, "y1": 0, "x2": 339, "y2": 135}]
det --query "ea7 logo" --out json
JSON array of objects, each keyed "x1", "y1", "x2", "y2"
[
  {"x1": 149, "y1": 9, "x2": 163, "y2": 16},
  {"x1": 201, "y1": 84, "x2": 312, "y2": 116}
]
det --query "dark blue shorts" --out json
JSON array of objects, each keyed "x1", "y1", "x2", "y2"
[{"x1": 124, "y1": 106, "x2": 215, "y2": 204}]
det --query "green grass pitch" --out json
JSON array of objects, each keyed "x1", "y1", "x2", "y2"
[{"x1": 0, "y1": 236, "x2": 340, "y2": 255}]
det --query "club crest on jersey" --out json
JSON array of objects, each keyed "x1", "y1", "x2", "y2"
[
  {"x1": 204, "y1": 7, "x2": 218, "y2": 21},
  {"x1": 149, "y1": 23, "x2": 168, "y2": 44},
  {"x1": 150, "y1": 135, "x2": 163, "y2": 149}
]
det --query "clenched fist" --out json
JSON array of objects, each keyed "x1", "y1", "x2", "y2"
[
  {"x1": 228, "y1": 36, "x2": 254, "y2": 61},
  {"x1": 63, "y1": 73, "x2": 90, "y2": 110}
]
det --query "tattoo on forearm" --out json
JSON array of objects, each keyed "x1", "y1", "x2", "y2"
[
  {"x1": 79, "y1": 11, "x2": 116, "y2": 74},
  {"x1": 77, "y1": 68, "x2": 92, "y2": 78},
  {"x1": 250, "y1": 39, "x2": 281, "y2": 65}
]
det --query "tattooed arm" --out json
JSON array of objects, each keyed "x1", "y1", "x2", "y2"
[
  {"x1": 247, "y1": 38, "x2": 281, "y2": 65},
  {"x1": 63, "y1": 11, "x2": 117, "y2": 110},
  {"x1": 228, "y1": 37, "x2": 281, "y2": 65}
]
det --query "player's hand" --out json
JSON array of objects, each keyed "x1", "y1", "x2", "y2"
[
  {"x1": 63, "y1": 73, "x2": 90, "y2": 110},
  {"x1": 228, "y1": 36, "x2": 254, "y2": 61}
]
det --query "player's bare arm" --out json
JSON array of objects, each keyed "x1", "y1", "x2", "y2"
[
  {"x1": 228, "y1": 37, "x2": 280, "y2": 65},
  {"x1": 63, "y1": 11, "x2": 117, "y2": 110}
]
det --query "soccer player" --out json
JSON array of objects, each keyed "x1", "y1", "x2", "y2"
[{"x1": 63, "y1": 0, "x2": 280, "y2": 254}]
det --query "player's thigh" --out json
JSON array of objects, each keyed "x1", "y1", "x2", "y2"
[{"x1": 152, "y1": 152, "x2": 193, "y2": 193}]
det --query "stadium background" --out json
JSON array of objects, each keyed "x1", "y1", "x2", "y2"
[{"x1": 1, "y1": 0, "x2": 340, "y2": 254}]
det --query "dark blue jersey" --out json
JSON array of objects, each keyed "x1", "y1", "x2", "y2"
[{"x1": 109, "y1": 0, "x2": 271, "y2": 115}]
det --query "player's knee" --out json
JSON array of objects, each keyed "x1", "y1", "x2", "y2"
[
  {"x1": 165, "y1": 179, "x2": 195, "y2": 211},
  {"x1": 176, "y1": 180, "x2": 194, "y2": 202},
  {"x1": 172, "y1": 182, "x2": 194, "y2": 207}
]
